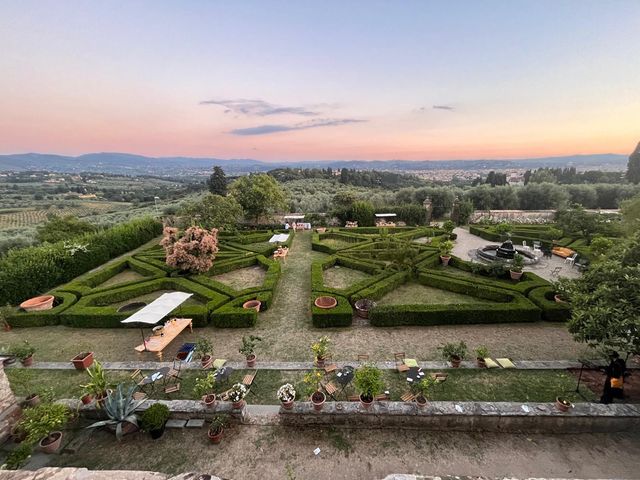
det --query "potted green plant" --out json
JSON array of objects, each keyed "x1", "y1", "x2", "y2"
[
  {"x1": 438, "y1": 240, "x2": 454, "y2": 266},
  {"x1": 239, "y1": 335, "x2": 262, "y2": 367},
  {"x1": 228, "y1": 383, "x2": 248, "y2": 410},
  {"x1": 11, "y1": 341, "x2": 35, "y2": 367},
  {"x1": 19, "y1": 402, "x2": 70, "y2": 454},
  {"x1": 193, "y1": 372, "x2": 217, "y2": 407},
  {"x1": 70, "y1": 351, "x2": 94, "y2": 370},
  {"x1": 140, "y1": 403, "x2": 171, "y2": 439},
  {"x1": 509, "y1": 253, "x2": 524, "y2": 281},
  {"x1": 442, "y1": 220, "x2": 455, "y2": 234},
  {"x1": 86, "y1": 383, "x2": 146, "y2": 440},
  {"x1": 555, "y1": 397, "x2": 573, "y2": 412},
  {"x1": 353, "y1": 363, "x2": 385, "y2": 409},
  {"x1": 413, "y1": 376, "x2": 437, "y2": 408},
  {"x1": 1, "y1": 443, "x2": 32, "y2": 470},
  {"x1": 475, "y1": 345, "x2": 489, "y2": 368},
  {"x1": 439, "y1": 341, "x2": 468, "y2": 368},
  {"x1": 195, "y1": 337, "x2": 213, "y2": 368},
  {"x1": 207, "y1": 414, "x2": 228, "y2": 444},
  {"x1": 80, "y1": 360, "x2": 110, "y2": 406},
  {"x1": 302, "y1": 370, "x2": 325, "y2": 411},
  {"x1": 311, "y1": 335, "x2": 331, "y2": 368},
  {"x1": 277, "y1": 383, "x2": 296, "y2": 410}
]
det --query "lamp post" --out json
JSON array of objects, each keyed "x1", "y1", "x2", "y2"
[{"x1": 154, "y1": 196, "x2": 160, "y2": 215}]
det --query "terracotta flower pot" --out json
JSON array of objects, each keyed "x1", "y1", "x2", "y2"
[
  {"x1": 416, "y1": 395, "x2": 428, "y2": 408},
  {"x1": 554, "y1": 295, "x2": 568, "y2": 304},
  {"x1": 359, "y1": 394, "x2": 374, "y2": 409},
  {"x1": 440, "y1": 255, "x2": 451, "y2": 266},
  {"x1": 450, "y1": 355, "x2": 462, "y2": 368},
  {"x1": 509, "y1": 270, "x2": 523, "y2": 281},
  {"x1": 39, "y1": 431, "x2": 63, "y2": 454},
  {"x1": 201, "y1": 354, "x2": 212, "y2": 368},
  {"x1": 71, "y1": 352, "x2": 94, "y2": 370},
  {"x1": 202, "y1": 394, "x2": 217, "y2": 407},
  {"x1": 555, "y1": 397, "x2": 572, "y2": 412},
  {"x1": 242, "y1": 300, "x2": 261, "y2": 312},
  {"x1": 21, "y1": 355, "x2": 34, "y2": 367},
  {"x1": 25, "y1": 393, "x2": 40, "y2": 407},
  {"x1": 20, "y1": 295, "x2": 55, "y2": 312},
  {"x1": 315, "y1": 356, "x2": 325, "y2": 368},
  {"x1": 246, "y1": 354, "x2": 256, "y2": 367},
  {"x1": 208, "y1": 427, "x2": 224, "y2": 444},
  {"x1": 280, "y1": 399, "x2": 294, "y2": 410},
  {"x1": 314, "y1": 296, "x2": 337, "y2": 309},
  {"x1": 81, "y1": 394, "x2": 94, "y2": 405},
  {"x1": 232, "y1": 399, "x2": 245, "y2": 410},
  {"x1": 476, "y1": 358, "x2": 487, "y2": 369},
  {"x1": 311, "y1": 391, "x2": 326, "y2": 411}
]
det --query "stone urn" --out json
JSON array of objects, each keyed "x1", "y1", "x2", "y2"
[
  {"x1": 242, "y1": 300, "x2": 261, "y2": 312},
  {"x1": 20, "y1": 295, "x2": 55, "y2": 312}
]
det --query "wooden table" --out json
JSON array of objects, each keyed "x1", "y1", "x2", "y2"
[{"x1": 135, "y1": 318, "x2": 193, "y2": 354}]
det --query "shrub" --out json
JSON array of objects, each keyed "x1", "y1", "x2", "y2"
[
  {"x1": 19, "y1": 403, "x2": 70, "y2": 445},
  {"x1": 140, "y1": 403, "x2": 170, "y2": 432},
  {"x1": 0, "y1": 217, "x2": 162, "y2": 305},
  {"x1": 311, "y1": 294, "x2": 353, "y2": 327},
  {"x1": 353, "y1": 364, "x2": 385, "y2": 400},
  {"x1": 527, "y1": 286, "x2": 571, "y2": 322},
  {"x1": 1, "y1": 442, "x2": 32, "y2": 470},
  {"x1": 161, "y1": 226, "x2": 219, "y2": 273},
  {"x1": 310, "y1": 335, "x2": 331, "y2": 359},
  {"x1": 5, "y1": 290, "x2": 77, "y2": 327},
  {"x1": 475, "y1": 345, "x2": 489, "y2": 359},
  {"x1": 439, "y1": 341, "x2": 468, "y2": 360}
]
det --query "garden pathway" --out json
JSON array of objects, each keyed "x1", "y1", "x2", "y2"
[{"x1": 452, "y1": 227, "x2": 581, "y2": 281}]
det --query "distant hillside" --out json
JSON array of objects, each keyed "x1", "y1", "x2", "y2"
[{"x1": 0, "y1": 152, "x2": 627, "y2": 176}]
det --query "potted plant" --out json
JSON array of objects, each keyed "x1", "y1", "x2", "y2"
[
  {"x1": 239, "y1": 335, "x2": 262, "y2": 367},
  {"x1": 509, "y1": 253, "x2": 524, "y2": 281},
  {"x1": 195, "y1": 337, "x2": 213, "y2": 368},
  {"x1": 277, "y1": 383, "x2": 296, "y2": 410},
  {"x1": 353, "y1": 364, "x2": 385, "y2": 409},
  {"x1": 1, "y1": 442, "x2": 32, "y2": 470},
  {"x1": 475, "y1": 345, "x2": 489, "y2": 368},
  {"x1": 140, "y1": 403, "x2": 171, "y2": 439},
  {"x1": 439, "y1": 341, "x2": 468, "y2": 368},
  {"x1": 303, "y1": 370, "x2": 326, "y2": 411},
  {"x1": 207, "y1": 414, "x2": 228, "y2": 444},
  {"x1": 228, "y1": 383, "x2": 247, "y2": 410},
  {"x1": 11, "y1": 341, "x2": 35, "y2": 367},
  {"x1": 80, "y1": 361, "x2": 110, "y2": 406},
  {"x1": 555, "y1": 397, "x2": 573, "y2": 412},
  {"x1": 19, "y1": 402, "x2": 70, "y2": 454},
  {"x1": 86, "y1": 383, "x2": 146, "y2": 440},
  {"x1": 193, "y1": 372, "x2": 217, "y2": 407},
  {"x1": 413, "y1": 376, "x2": 437, "y2": 408},
  {"x1": 71, "y1": 351, "x2": 94, "y2": 370},
  {"x1": 311, "y1": 335, "x2": 331, "y2": 368},
  {"x1": 439, "y1": 240, "x2": 454, "y2": 266}
]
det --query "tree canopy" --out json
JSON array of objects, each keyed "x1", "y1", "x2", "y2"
[
  {"x1": 207, "y1": 166, "x2": 228, "y2": 196},
  {"x1": 36, "y1": 214, "x2": 96, "y2": 244},
  {"x1": 179, "y1": 194, "x2": 243, "y2": 231},
  {"x1": 229, "y1": 174, "x2": 288, "y2": 223},
  {"x1": 626, "y1": 142, "x2": 640, "y2": 184}
]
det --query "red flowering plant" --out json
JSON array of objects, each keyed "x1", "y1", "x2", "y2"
[{"x1": 160, "y1": 226, "x2": 219, "y2": 274}]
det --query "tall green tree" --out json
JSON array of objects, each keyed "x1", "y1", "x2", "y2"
[
  {"x1": 626, "y1": 142, "x2": 640, "y2": 184},
  {"x1": 229, "y1": 174, "x2": 288, "y2": 224},
  {"x1": 36, "y1": 214, "x2": 96, "y2": 243},
  {"x1": 558, "y1": 231, "x2": 640, "y2": 355},
  {"x1": 207, "y1": 166, "x2": 228, "y2": 196},
  {"x1": 179, "y1": 194, "x2": 243, "y2": 231}
]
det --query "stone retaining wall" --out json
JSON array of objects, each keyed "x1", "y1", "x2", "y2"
[{"x1": 0, "y1": 364, "x2": 20, "y2": 443}]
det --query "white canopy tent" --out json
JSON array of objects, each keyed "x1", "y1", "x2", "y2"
[
  {"x1": 121, "y1": 292, "x2": 193, "y2": 351},
  {"x1": 375, "y1": 213, "x2": 397, "y2": 218},
  {"x1": 284, "y1": 214, "x2": 305, "y2": 220},
  {"x1": 269, "y1": 233, "x2": 290, "y2": 243}
]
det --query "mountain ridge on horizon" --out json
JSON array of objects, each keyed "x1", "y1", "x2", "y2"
[{"x1": 0, "y1": 151, "x2": 627, "y2": 176}]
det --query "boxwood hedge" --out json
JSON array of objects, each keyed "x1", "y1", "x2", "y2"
[
  {"x1": 5, "y1": 290, "x2": 78, "y2": 327},
  {"x1": 311, "y1": 292, "x2": 353, "y2": 328}
]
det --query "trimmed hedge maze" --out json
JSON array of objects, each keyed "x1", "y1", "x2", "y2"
[
  {"x1": 6, "y1": 229, "x2": 289, "y2": 329},
  {"x1": 310, "y1": 226, "x2": 569, "y2": 328}
]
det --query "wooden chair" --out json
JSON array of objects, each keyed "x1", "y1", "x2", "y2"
[
  {"x1": 374, "y1": 393, "x2": 390, "y2": 401},
  {"x1": 167, "y1": 358, "x2": 182, "y2": 382},
  {"x1": 394, "y1": 352, "x2": 409, "y2": 372},
  {"x1": 133, "y1": 391, "x2": 147, "y2": 401},
  {"x1": 430, "y1": 372, "x2": 448, "y2": 391},
  {"x1": 164, "y1": 383, "x2": 180, "y2": 395},
  {"x1": 357, "y1": 354, "x2": 369, "y2": 362},
  {"x1": 324, "y1": 363, "x2": 338, "y2": 374},
  {"x1": 321, "y1": 381, "x2": 338, "y2": 400},
  {"x1": 401, "y1": 392, "x2": 416, "y2": 402},
  {"x1": 130, "y1": 369, "x2": 144, "y2": 382},
  {"x1": 242, "y1": 371, "x2": 257, "y2": 396}
]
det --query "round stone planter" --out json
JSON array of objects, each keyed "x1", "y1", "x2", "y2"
[
  {"x1": 449, "y1": 355, "x2": 462, "y2": 368},
  {"x1": 202, "y1": 394, "x2": 217, "y2": 408},
  {"x1": 440, "y1": 255, "x2": 451, "y2": 266},
  {"x1": 280, "y1": 400, "x2": 295, "y2": 410},
  {"x1": 354, "y1": 299, "x2": 376, "y2": 319},
  {"x1": 359, "y1": 394, "x2": 374, "y2": 409},
  {"x1": 509, "y1": 270, "x2": 523, "y2": 281},
  {"x1": 20, "y1": 295, "x2": 55, "y2": 312},
  {"x1": 314, "y1": 296, "x2": 337, "y2": 309},
  {"x1": 246, "y1": 354, "x2": 257, "y2": 367},
  {"x1": 555, "y1": 397, "x2": 572, "y2": 412},
  {"x1": 208, "y1": 427, "x2": 224, "y2": 444},
  {"x1": 416, "y1": 395, "x2": 428, "y2": 408},
  {"x1": 39, "y1": 431, "x2": 63, "y2": 454},
  {"x1": 311, "y1": 391, "x2": 326, "y2": 411},
  {"x1": 242, "y1": 300, "x2": 261, "y2": 312}
]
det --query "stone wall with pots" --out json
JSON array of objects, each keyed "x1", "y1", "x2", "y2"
[
  {"x1": 0, "y1": 363, "x2": 20, "y2": 443},
  {"x1": 278, "y1": 401, "x2": 640, "y2": 434}
]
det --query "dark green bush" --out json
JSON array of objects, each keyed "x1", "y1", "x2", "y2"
[
  {"x1": 311, "y1": 293, "x2": 353, "y2": 327},
  {"x1": 527, "y1": 286, "x2": 571, "y2": 322},
  {"x1": 5, "y1": 291, "x2": 77, "y2": 327},
  {"x1": 351, "y1": 271, "x2": 409, "y2": 303}
]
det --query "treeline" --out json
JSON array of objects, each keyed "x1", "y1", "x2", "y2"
[
  {"x1": 523, "y1": 167, "x2": 624, "y2": 185},
  {"x1": 268, "y1": 167, "x2": 424, "y2": 189},
  {"x1": 0, "y1": 217, "x2": 162, "y2": 305}
]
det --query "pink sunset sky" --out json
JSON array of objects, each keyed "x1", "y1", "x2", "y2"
[{"x1": 1, "y1": 1, "x2": 639, "y2": 161}]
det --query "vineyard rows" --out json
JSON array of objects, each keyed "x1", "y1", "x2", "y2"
[{"x1": 0, "y1": 202, "x2": 127, "y2": 228}]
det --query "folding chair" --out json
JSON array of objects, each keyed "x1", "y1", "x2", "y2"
[
  {"x1": 130, "y1": 369, "x2": 144, "y2": 383},
  {"x1": 242, "y1": 371, "x2": 258, "y2": 397},
  {"x1": 394, "y1": 352, "x2": 409, "y2": 372},
  {"x1": 357, "y1": 354, "x2": 370, "y2": 362},
  {"x1": 401, "y1": 392, "x2": 416, "y2": 403},
  {"x1": 430, "y1": 372, "x2": 448, "y2": 392},
  {"x1": 132, "y1": 391, "x2": 147, "y2": 401},
  {"x1": 324, "y1": 363, "x2": 338, "y2": 374},
  {"x1": 167, "y1": 358, "x2": 182, "y2": 382},
  {"x1": 164, "y1": 383, "x2": 180, "y2": 395},
  {"x1": 321, "y1": 381, "x2": 338, "y2": 401}
]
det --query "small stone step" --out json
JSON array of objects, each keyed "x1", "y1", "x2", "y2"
[
  {"x1": 185, "y1": 418, "x2": 205, "y2": 428},
  {"x1": 166, "y1": 419, "x2": 187, "y2": 428}
]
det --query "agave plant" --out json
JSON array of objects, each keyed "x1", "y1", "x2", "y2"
[{"x1": 86, "y1": 383, "x2": 146, "y2": 440}]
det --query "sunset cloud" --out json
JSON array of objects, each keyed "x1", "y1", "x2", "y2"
[
  {"x1": 200, "y1": 98, "x2": 319, "y2": 117},
  {"x1": 229, "y1": 118, "x2": 366, "y2": 136}
]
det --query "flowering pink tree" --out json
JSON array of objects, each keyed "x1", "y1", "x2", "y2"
[{"x1": 160, "y1": 226, "x2": 219, "y2": 273}]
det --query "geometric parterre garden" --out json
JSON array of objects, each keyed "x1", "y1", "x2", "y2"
[
  {"x1": 5, "y1": 229, "x2": 292, "y2": 329},
  {"x1": 310, "y1": 226, "x2": 570, "y2": 328}
]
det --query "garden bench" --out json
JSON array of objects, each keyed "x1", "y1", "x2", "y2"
[
  {"x1": 357, "y1": 354, "x2": 369, "y2": 361},
  {"x1": 242, "y1": 371, "x2": 258, "y2": 396}
]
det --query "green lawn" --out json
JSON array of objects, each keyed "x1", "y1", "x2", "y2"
[
  {"x1": 6, "y1": 367, "x2": 594, "y2": 404},
  {"x1": 378, "y1": 282, "x2": 495, "y2": 305},
  {"x1": 319, "y1": 238, "x2": 359, "y2": 250},
  {"x1": 212, "y1": 265, "x2": 266, "y2": 290},
  {"x1": 323, "y1": 266, "x2": 371, "y2": 290},
  {"x1": 98, "y1": 269, "x2": 147, "y2": 288}
]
